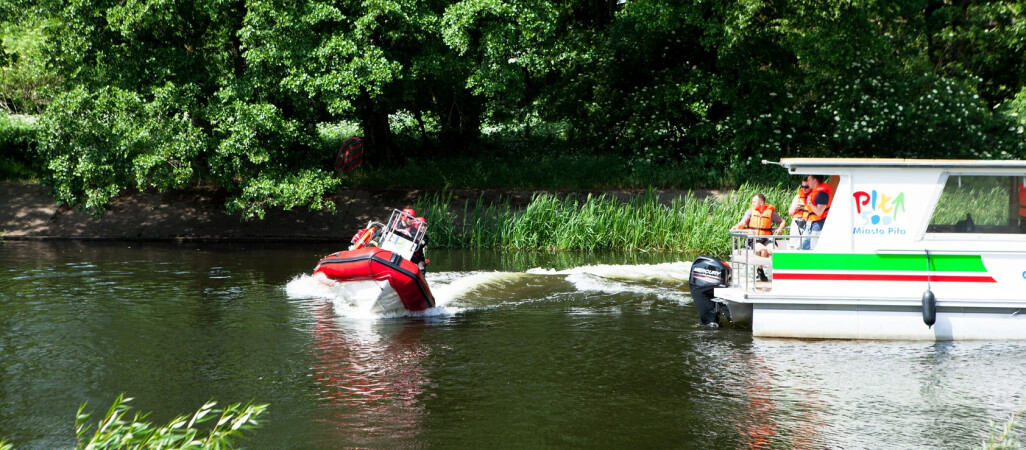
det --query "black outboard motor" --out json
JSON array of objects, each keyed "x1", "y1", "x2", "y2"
[{"x1": 689, "y1": 256, "x2": 732, "y2": 328}]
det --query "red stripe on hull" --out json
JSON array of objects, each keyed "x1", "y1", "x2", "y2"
[
  {"x1": 773, "y1": 273, "x2": 996, "y2": 283},
  {"x1": 314, "y1": 247, "x2": 435, "y2": 311}
]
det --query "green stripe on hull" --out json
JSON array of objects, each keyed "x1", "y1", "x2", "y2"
[{"x1": 773, "y1": 253, "x2": 988, "y2": 273}]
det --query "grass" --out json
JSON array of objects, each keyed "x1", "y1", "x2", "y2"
[
  {"x1": 931, "y1": 184, "x2": 1010, "y2": 226},
  {"x1": 415, "y1": 184, "x2": 795, "y2": 255}
]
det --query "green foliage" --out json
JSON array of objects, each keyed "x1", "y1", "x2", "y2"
[
  {"x1": 5, "y1": 0, "x2": 1026, "y2": 215},
  {"x1": 74, "y1": 394, "x2": 268, "y2": 449},
  {"x1": 25, "y1": 0, "x2": 340, "y2": 218},
  {"x1": 997, "y1": 87, "x2": 1026, "y2": 140},
  {"x1": 415, "y1": 184, "x2": 792, "y2": 254},
  {"x1": 339, "y1": 147, "x2": 721, "y2": 190},
  {"x1": 225, "y1": 168, "x2": 340, "y2": 220},
  {"x1": 0, "y1": 20, "x2": 57, "y2": 113},
  {"x1": 929, "y1": 1, "x2": 1026, "y2": 106},
  {"x1": 241, "y1": 0, "x2": 400, "y2": 115},
  {"x1": 36, "y1": 85, "x2": 205, "y2": 216},
  {"x1": 0, "y1": 113, "x2": 39, "y2": 180},
  {"x1": 318, "y1": 121, "x2": 363, "y2": 152}
]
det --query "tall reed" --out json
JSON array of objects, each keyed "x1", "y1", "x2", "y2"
[
  {"x1": 931, "y1": 185, "x2": 1007, "y2": 226},
  {"x1": 415, "y1": 185, "x2": 795, "y2": 256}
]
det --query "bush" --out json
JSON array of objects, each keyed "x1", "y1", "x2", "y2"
[
  {"x1": 35, "y1": 85, "x2": 206, "y2": 215},
  {"x1": 0, "y1": 113, "x2": 38, "y2": 180}
]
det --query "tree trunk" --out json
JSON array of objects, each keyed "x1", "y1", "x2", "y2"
[
  {"x1": 361, "y1": 90, "x2": 394, "y2": 165},
  {"x1": 414, "y1": 109, "x2": 430, "y2": 148},
  {"x1": 438, "y1": 90, "x2": 481, "y2": 154}
]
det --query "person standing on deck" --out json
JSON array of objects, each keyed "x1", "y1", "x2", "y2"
[
  {"x1": 787, "y1": 181, "x2": 811, "y2": 248},
  {"x1": 801, "y1": 175, "x2": 832, "y2": 250}
]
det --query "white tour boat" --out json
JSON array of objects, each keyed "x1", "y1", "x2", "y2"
[{"x1": 689, "y1": 158, "x2": 1026, "y2": 340}]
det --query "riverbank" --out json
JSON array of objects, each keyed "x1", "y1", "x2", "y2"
[{"x1": 0, "y1": 181, "x2": 722, "y2": 242}]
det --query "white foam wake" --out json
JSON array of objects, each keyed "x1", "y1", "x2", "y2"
[
  {"x1": 286, "y1": 260, "x2": 696, "y2": 319},
  {"x1": 527, "y1": 261, "x2": 693, "y2": 304},
  {"x1": 285, "y1": 270, "x2": 531, "y2": 319},
  {"x1": 428, "y1": 271, "x2": 532, "y2": 308},
  {"x1": 526, "y1": 261, "x2": 691, "y2": 281}
]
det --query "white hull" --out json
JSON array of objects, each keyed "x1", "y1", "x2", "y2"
[
  {"x1": 330, "y1": 279, "x2": 407, "y2": 316},
  {"x1": 731, "y1": 300, "x2": 1026, "y2": 340}
]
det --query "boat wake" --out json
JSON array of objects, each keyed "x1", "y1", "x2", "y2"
[
  {"x1": 285, "y1": 270, "x2": 535, "y2": 319},
  {"x1": 285, "y1": 261, "x2": 694, "y2": 319},
  {"x1": 527, "y1": 261, "x2": 692, "y2": 304}
]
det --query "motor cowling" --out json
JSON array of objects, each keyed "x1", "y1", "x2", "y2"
[{"x1": 689, "y1": 256, "x2": 732, "y2": 327}]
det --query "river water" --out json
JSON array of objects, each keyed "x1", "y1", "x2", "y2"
[{"x1": 1, "y1": 241, "x2": 1025, "y2": 449}]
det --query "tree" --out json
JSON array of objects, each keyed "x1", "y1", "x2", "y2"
[{"x1": 35, "y1": 0, "x2": 339, "y2": 218}]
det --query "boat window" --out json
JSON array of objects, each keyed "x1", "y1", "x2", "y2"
[{"x1": 927, "y1": 175, "x2": 1026, "y2": 234}]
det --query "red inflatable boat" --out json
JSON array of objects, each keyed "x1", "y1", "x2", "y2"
[
  {"x1": 313, "y1": 209, "x2": 434, "y2": 314},
  {"x1": 313, "y1": 247, "x2": 435, "y2": 313}
]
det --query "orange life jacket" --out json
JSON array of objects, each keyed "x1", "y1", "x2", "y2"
[
  {"x1": 805, "y1": 183, "x2": 832, "y2": 222},
  {"x1": 793, "y1": 189, "x2": 809, "y2": 221},
  {"x1": 1018, "y1": 182, "x2": 1026, "y2": 218},
  {"x1": 747, "y1": 205, "x2": 776, "y2": 235}
]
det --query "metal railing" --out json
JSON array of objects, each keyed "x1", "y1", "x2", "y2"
[{"x1": 727, "y1": 231, "x2": 810, "y2": 293}]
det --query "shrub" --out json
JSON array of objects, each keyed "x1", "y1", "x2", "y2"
[
  {"x1": 74, "y1": 394, "x2": 268, "y2": 449},
  {"x1": 0, "y1": 113, "x2": 38, "y2": 180}
]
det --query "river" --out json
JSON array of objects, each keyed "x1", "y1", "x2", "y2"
[{"x1": 1, "y1": 241, "x2": 1024, "y2": 448}]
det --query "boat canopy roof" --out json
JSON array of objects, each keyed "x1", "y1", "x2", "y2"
[{"x1": 766, "y1": 158, "x2": 1026, "y2": 173}]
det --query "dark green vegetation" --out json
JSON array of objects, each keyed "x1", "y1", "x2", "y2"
[
  {"x1": 2, "y1": 0, "x2": 1025, "y2": 220},
  {"x1": 415, "y1": 185, "x2": 793, "y2": 254}
]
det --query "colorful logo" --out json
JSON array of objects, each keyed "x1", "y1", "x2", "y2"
[{"x1": 853, "y1": 190, "x2": 906, "y2": 228}]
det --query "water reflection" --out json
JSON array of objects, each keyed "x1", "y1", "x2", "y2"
[
  {"x1": 740, "y1": 339, "x2": 1026, "y2": 449},
  {"x1": 310, "y1": 303, "x2": 431, "y2": 447},
  {"x1": 735, "y1": 352, "x2": 825, "y2": 449}
]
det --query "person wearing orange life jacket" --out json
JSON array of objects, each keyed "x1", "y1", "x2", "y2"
[
  {"x1": 1018, "y1": 179, "x2": 1026, "y2": 232},
  {"x1": 731, "y1": 193, "x2": 786, "y2": 257},
  {"x1": 787, "y1": 181, "x2": 811, "y2": 242},
  {"x1": 801, "y1": 174, "x2": 832, "y2": 250}
]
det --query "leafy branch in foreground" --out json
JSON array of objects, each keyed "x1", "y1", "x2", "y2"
[
  {"x1": 74, "y1": 394, "x2": 268, "y2": 449},
  {"x1": 981, "y1": 393, "x2": 1026, "y2": 450}
]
